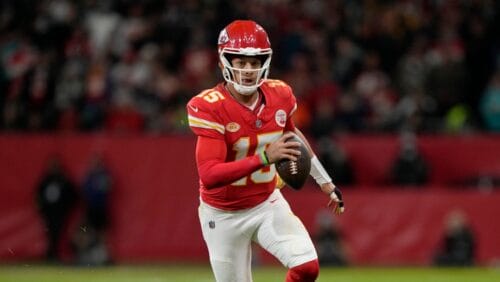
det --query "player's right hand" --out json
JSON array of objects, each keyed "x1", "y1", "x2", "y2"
[{"x1": 265, "y1": 132, "x2": 301, "y2": 163}]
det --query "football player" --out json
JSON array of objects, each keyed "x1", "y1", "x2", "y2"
[{"x1": 186, "y1": 20, "x2": 344, "y2": 282}]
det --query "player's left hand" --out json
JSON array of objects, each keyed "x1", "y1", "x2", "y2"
[{"x1": 321, "y1": 183, "x2": 345, "y2": 215}]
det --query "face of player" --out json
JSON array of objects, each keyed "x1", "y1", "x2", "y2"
[{"x1": 230, "y1": 56, "x2": 262, "y2": 94}]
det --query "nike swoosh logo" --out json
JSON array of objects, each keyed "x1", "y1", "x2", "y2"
[
  {"x1": 188, "y1": 104, "x2": 199, "y2": 112},
  {"x1": 270, "y1": 199, "x2": 278, "y2": 204}
]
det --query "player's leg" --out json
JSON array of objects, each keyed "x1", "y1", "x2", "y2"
[
  {"x1": 253, "y1": 189, "x2": 319, "y2": 281},
  {"x1": 198, "y1": 203, "x2": 254, "y2": 282}
]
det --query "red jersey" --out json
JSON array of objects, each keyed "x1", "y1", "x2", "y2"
[{"x1": 187, "y1": 79, "x2": 297, "y2": 210}]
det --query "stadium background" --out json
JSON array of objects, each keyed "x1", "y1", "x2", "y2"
[{"x1": 1, "y1": 0, "x2": 500, "y2": 277}]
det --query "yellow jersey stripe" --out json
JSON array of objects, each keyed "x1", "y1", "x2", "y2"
[{"x1": 188, "y1": 115, "x2": 225, "y2": 134}]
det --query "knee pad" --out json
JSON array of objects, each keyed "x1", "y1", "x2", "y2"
[{"x1": 286, "y1": 259, "x2": 319, "y2": 282}]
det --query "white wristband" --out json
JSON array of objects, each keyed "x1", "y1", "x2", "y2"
[{"x1": 310, "y1": 155, "x2": 332, "y2": 185}]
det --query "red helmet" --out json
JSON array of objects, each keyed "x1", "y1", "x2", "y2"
[{"x1": 218, "y1": 20, "x2": 272, "y2": 95}]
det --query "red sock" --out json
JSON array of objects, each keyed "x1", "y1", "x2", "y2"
[{"x1": 285, "y1": 259, "x2": 319, "y2": 282}]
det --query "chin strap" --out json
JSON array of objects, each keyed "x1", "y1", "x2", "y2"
[{"x1": 233, "y1": 82, "x2": 257, "y2": 95}]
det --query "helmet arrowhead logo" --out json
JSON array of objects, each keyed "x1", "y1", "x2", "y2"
[{"x1": 218, "y1": 29, "x2": 229, "y2": 45}]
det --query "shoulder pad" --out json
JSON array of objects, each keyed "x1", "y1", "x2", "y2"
[{"x1": 186, "y1": 89, "x2": 227, "y2": 138}]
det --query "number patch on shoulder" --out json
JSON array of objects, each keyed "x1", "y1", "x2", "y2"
[{"x1": 197, "y1": 90, "x2": 225, "y2": 103}]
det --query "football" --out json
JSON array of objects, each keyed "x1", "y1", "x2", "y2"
[{"x1": 275, "y1": 133, "x2": 311, "y2": 190}]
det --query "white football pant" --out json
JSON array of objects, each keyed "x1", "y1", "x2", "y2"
[{"x1": 198, "y1": 189, "x2": 318, "y2": 282}]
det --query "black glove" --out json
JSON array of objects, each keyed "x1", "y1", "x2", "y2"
[{"x1": 328, "y1": 187, "x2": 345, "y2": 215}]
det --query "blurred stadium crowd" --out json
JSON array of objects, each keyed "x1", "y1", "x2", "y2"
[{"x1": 1, "y1": 0, "x2": 499, "y2": 136}]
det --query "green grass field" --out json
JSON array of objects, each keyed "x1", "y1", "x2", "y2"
[{"x1": 1, "y1": 264, "x2": 499, "y2": 282}]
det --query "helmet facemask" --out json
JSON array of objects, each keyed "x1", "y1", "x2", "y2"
[
  {"x1": 220, "y1": 49, "x2": 272, "y2": 95},
  {"x1": 217, "y1": 20, "x2": 273, "y2": 95}
]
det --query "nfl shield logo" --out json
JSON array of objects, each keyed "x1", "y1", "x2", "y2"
[{"x1": 209, "y1": 220, "x2": 216, "y2": 229}]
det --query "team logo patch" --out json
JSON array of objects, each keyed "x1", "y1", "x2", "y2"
[
  {"x1": 226, "y1": 122, "x2": 240, "y2": 132},
  {"x1": 218, "y1": 29, "x2": 229, "y2": 45},
  {"x1": 275, "y1": 109, "x2": 287, "y2": 127}
]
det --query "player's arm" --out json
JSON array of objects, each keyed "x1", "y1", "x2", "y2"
[
  {"x1": 196, "y1": 136, "x2": 264, "y2": 189},
  {"x1": 197, "y1": 134, "x2": 302, "y2": 189},
  {"x1": 293, "y1": 127, "x2": 345, "y2": 215},
  {"x1": 276, "y1": 80, "x2": 344, "y2": 213}
]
